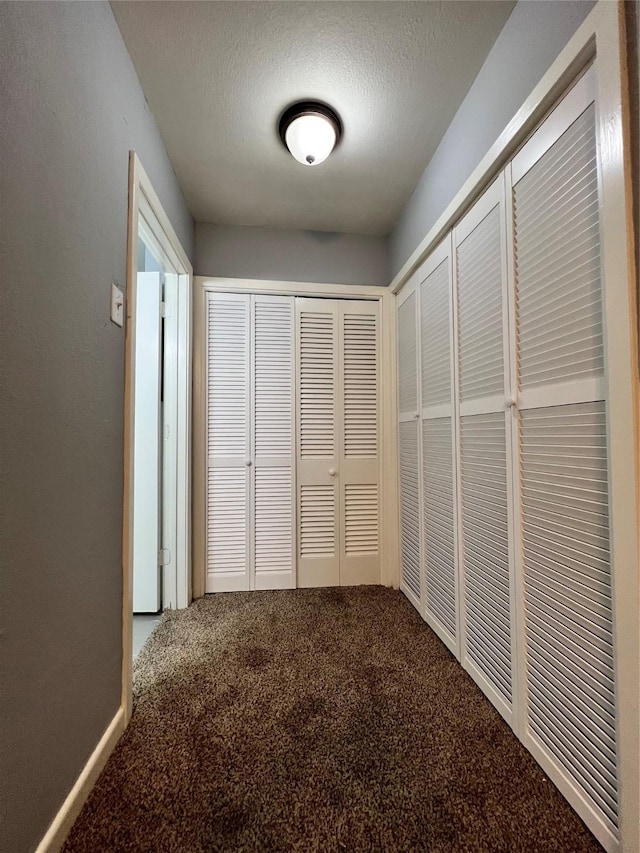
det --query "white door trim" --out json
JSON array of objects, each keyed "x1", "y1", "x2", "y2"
[
  {"x1": 123, "y1": 152, "x2": 193, "y2": 722},
  {"x1": 193, "y1": 277, "x2": 398, "y2": 598}
]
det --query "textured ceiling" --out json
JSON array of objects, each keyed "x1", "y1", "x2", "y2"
[{"x1": 112, "y1": 1, "x2": 515, "y2": 235}]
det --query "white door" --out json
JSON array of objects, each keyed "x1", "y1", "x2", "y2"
[
  {"x1": 418, "y1": 237, "x2": 459, "y2": 657},
  {"x1": 161, "y1": 272, "x2": 179, "y2": 607},
  {"x1": 454, "y1": 174, "x2": 516, "y2": 726},
  {"x1": 396, "y1": 282, "x2": 422, "y2": 610},
  {"x1": 253, "y1": 295, "x2": 295, "y2": 590},
  {"x1": 206, "y1": 293, "x2": 295, "y2": 592},
  {"x1": 132, "y1": 272, "x2": 163, "y2": 612},
  {"x1": 206, "y1": 293, "x2": 251, "y2": 592},
  {"x1": 296, "y1": 297, "x2": 381, "y2": 588},
  {"x1": 296, "y1": 298, "x2": 340, "y2": 587},
  {"x1": 338, "y1": 300, "x2": 380, "y2": 586},
  {"x1": 205, "y1": 292, "x2": 380, "y2": 592},
  {"x1": 508, "y1": 66, "x2": 619, "y2": 847}
]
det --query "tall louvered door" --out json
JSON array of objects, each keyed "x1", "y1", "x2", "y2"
[
  {"x1": 418, "y1": 238, "x2": 459, "y2": 657},
  {"x1": 454, "y1": 175, "x2": 516, "y2": 725},
  {"x1": 296, "y1": 299, "x2": 340, "y2": 587},
  {"x1": 508, "y1": 67, "x2": 619, "y2": 850},
  {"x1": 338, "y1": 301, "x2": 380, "y2": 586},
  {"x1": 252, "y1": 295, "x2": 295, "y2": 590},
  {"x1": 396, "y1": 282, "x2": 422, "y2": 611},
  {"x1": 206, "y1": 293, "x2": 251, "y2": 592}
]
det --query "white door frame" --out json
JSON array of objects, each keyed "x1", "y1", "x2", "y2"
[
  {"x1": 122, "y1": 153, "x2": 193, "y2": 721},
  {"x1": 192, "y1": 277, "x2": 398, "y2": 599}
]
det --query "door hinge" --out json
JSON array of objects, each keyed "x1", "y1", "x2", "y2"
[
  {"x1": 160, "y1": 301, "x2": 170, "y2": 318},
  {"x1": 158, "y1": 548, "x2": 171, "y2": 567}
]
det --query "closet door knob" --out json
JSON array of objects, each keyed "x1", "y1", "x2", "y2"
[
  {"x1": 245, "y1": 460, "x2": 253, "y2": 467},
  {"x1": 329, "y1": 468, "x2": 337, "y2": 477},
  {"x1": 506, "y1": 397, "x2": 517, "y2": 410}
]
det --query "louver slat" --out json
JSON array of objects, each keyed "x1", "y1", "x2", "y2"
[
  {"x1": 299, "y1": 312, "x2": 335, "y2": 459},
  {"x1": 300, "y1": 485, "x2": 335, "y2": 558},
  {"x1": 418, "y1": 245, "x2": 457, "y2": 647},
  {"x1": 255, "y1": 467, "x2": 292, "y2": 573},
  {"x1": 253, "y1": 297, "x2": 294, "y2": 587},
  {"x1": 208, "y1": 297, "x2": 248, "y2": 458},
  {"x1": 399, "y1": 421, "x2": 421, "y2": 604},
  {"x1": 206, "y1": 296, "x2": 249, "y2": 590},
  {"x1": 456, "y1": 206, "x2": 505, "y2": 403},
  {"x1": 345, "y1": 484, "x2": 378, "y2": 554},
  {"x1": 521, "y1": 402, "x2": 618, "y2": 828},
  {"x1": 254, "y1": 300, "x2": 293, "y2": 457},
  {"x1": 207, "y1": 468, "x2": 246, "y2": 574},
  {"x1": 421, "y1": 260, "x2": 452, "y2": 409},
  {"x1": 422, "y1": 417, "x2": 456, "y2": 639},
  {"x1": 460, "y1": 413, "x2": 512, "y2": 704},
  {"x1": 398, "y1": 292, "x2": 418, "y2": 415},
  {"x1": 515, "y1": 104, "x2": 603, "y2": 392},
  {"x1": 343, "y1": 313, "x2": 377, "y2": 458}
]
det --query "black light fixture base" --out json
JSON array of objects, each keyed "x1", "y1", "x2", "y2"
[{"x1": 278, "y1": 101, "x2": 343, "y2": 149}]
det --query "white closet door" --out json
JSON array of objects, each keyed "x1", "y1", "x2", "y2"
[
  {"x1": 252, "y1": 295, "x2": 295, "y2": 590},
  {"x1": 206, "y1": 293, "x2": 251, "y2": 592},
  {"x1": 339, "y1": 300, "x2": 380, "y2": 586},
  {"x1": 509, "y1": 67, "x2": 618, "y2": 849},
  {"x1": 419, "y1": 237, "x2": 458, "y2": 656},
  {"x1": 397, "y1": 281, "x2": 422, "y2": 610},
  {"x1": 296, "y1": 298, "x2": 340, "y2": 587},
  {"x1": 454, "y1": 175, "x2": 516, "y2": 723},
  {"x1": 132, "y1": 272, "x2": 163, "y2": 613}
]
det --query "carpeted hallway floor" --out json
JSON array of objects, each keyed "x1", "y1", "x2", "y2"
[{"x1": 63, "y1": 587, "x2": 601, "y2": 852}]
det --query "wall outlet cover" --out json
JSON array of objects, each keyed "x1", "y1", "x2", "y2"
[{"x1": 111, "y1": 282, "x2": 124, "y2": 327}]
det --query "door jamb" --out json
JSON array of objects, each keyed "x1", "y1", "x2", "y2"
[{"x1": 123, "y1": 152, "x2": 193, "y2": 722}]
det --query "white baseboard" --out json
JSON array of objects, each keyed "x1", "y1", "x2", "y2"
[{"x1": 35, "y1": 706, "x2": 126, "y2": 853}]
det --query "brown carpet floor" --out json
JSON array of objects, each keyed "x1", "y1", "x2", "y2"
[{"x1": 63, "y1": 587, "x2": 602, "y2": 852}]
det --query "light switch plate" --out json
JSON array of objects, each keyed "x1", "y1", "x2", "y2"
[{"x1": 110, "y1": 282, "x2": 124, "y2": 327}]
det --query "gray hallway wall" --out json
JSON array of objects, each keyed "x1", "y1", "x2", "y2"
[
  {"x1": 0, "y1": 3, "x2": 193, "y2": 851},
  {"x1": 389, "y1": 0, "x2": 596, "y2": 278},
  {"x1": 196, "y1": 222, "x2": 388, "y2": 287}
]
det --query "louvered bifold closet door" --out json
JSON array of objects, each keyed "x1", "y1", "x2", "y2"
[
  {"x1": 454, "y1": 175, "x2": 516, "y2": 724},
  {"x1": 397, "y1": 282, "x2": 422, "y2": 611},
  {"x1": 509, "y1": 67, "x2": 619, "y2": 850},
  {"x1": 252, "y1": 295, "x2": 295, "y2": 590},
  {"x1": 296, "y1": 299, "x2": 340, "y2": 587},
  {"x1": 419, "y1": 238, "x2": 458, "y2": 656},
  {"x1": 339, "y1": 300, "x2": 380, "y2": 586},
  {"x1": 206, "y1": 293, "x2": 251, "y2": 592}
]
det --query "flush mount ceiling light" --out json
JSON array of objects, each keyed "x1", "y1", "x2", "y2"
[{"x1": 279, "y1": 101, "x2": 342, "y2": 166}]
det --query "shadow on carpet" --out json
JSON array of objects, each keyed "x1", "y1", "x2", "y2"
[{"x1": 63, "y1": 587, "x2": 601, "y2": 852}]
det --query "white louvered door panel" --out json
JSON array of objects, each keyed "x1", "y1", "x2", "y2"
[
  {"x1": 520, "y1": 404, "x2": 616, "y2": 834},
  {"x1": 252, "y1": 295, "x2": 295, "y2": 590},
  {"x1": 397, "y1": 282, "x2": 421, "y2": 610},
  {"x1": 206, "y1": 293, "x2": 251, "y2": 592},
  {"x1": 339, "y1": 301, "x2": 380, "y2": 586},
  {"x1": 296, "y1": 299, "x2": 340, "y2": 587},
  {"x1": 454, "y1": 175, "x2": 516, "y2": 724},
  {"x1": 419, "y1": 237, "x2": 459, "y2": 656},
  {"x1": 509, "y1": 67, "x2": 619, "y2": 850}
]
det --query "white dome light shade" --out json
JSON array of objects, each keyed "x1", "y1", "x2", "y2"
[
  {"x1": 285, "y1": 113, "x2": 336, "y2": 166},
  {"x1": 279, "y1": 102, "x2": 342, "y2": 167}
]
